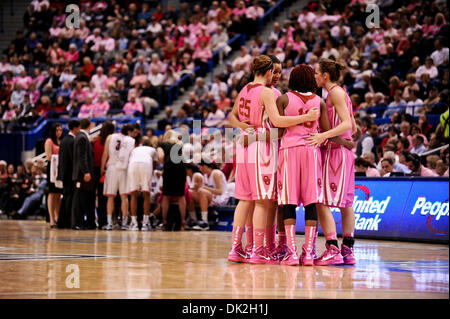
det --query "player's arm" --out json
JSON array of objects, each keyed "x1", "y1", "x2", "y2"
[
  {"x1": 319, "y1": 99, "x2": 355, "y2": 150},
  {"x1": 193, "y1": 174, "x2": 203, "y2": 191},
  {"x1": 157, "y1": 147, "x2": 165, "y2": 164},
  {"x1": 100, "y1": 135, "x2": 111, "y2": 176},
  {"x1": 202, "y1": 171, "x2": 224, "y2": 196},
  {"x1": 262, "y1": 88, "x2": 319, "y2": 128},
  {"x1": 307, "y1": 88, "x2": 352, "y2": 147},
  {"x1": 228, "y1": 96, "x2": 253, "y2": 131},
  {"x1": 243, "y1": 94, "x2": 287, "y2": 146}
]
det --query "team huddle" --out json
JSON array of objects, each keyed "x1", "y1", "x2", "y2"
[{"x1": 228, "y1": 55, "x2": 357, "y2": 266}]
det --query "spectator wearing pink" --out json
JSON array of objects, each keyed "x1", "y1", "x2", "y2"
[
  {"x1": 86, "y1": 83, "x2": 100, "y2": 103},
  {"x1": 28, "y1": 83, "x2": 40, "y2": 105},
  {"x1": 85, "y1": 28, "x2": 103, "y2": 49},
  {"x1": 297, "y1": 8, "x2": 316, "y2": 29},
  {"x1": 123, "y1": 95, "x2": 143, "y2": 116},
  {"x1": 104, "y1": 69, "x2": 118, "y2": 90},
  {"x1": 130, "y1": 66, "x2": 149, "y2": 87},
  {"x1": 78, "y1": 19, "x2": 90, "y2": 39},
  {"x1": 232, "y1": 46, "x2": 252, "y2": 72},
  {"x1": 149, "y1": 54, "x2": 165, "y2": 74},
  {"x1": 184, "y1": 29, "x2": 198, "y2": 48},
  {"x1": 32, "y1": 69, "x2": 45, "y2": 89},
  {"x1": 188, "y1": 16, "x2": 203, "y2": 36},
  {"x1": 64, "y1": 44, "x2": 79, "y2": 62},
  {"x1": 245, "y1": 0, "x2": 264, "y2": 20},
  {"x1": 70, "y1": 83, "x2": 88, "y2": 103},
  {"x1": 192, "y1": 40, "x2": 213, "y2": 64},
  {"x1": 99, "y1": 33, "x2": 115, "y2": 52},
  {"x1": 215, "y1": 90, "x2": 231, "y2": 111},
  {"x1": 49, "y1": 20, "x2": 62, "y2": 38},
  {"x1": 91, "y1": 67, "x2": 107, "y2": 91},
  {"x1": 196, "y1": 27, "x2": 211, "y2": 48},
  {"x1": 78, "y1": 97, "x2": 94, "y2": 118},
  {"x1": 208, "y1": 1, "x2": 220, "y2": 19},
  {"x1": 366, "y1": 166, "x2": 381, "y2": 177},
  {"x1": 292, "y1": 33, "x2": 307, "y2": 52},
  {"x1": 430, "y1": 13, "x2": 446, "y2": 37},
  {"x1": 276, "y1": 32, "x2": 292, "y2": 50},
  {"x1": 15, "y1": 70, "x2": 32, "y2": 90},
  {"x1": 93, "y1": 1, "x2": 108, "y2": 12},
  {"x1": 92, "y1": 93, "x2": 110, "y2": 118},
  {"x1": 232, "y1": 1, "x2": 246, "y2": 18},
  {"x1": 2, "y1": 102, "x2": 16, "y2": 122},
  {"x1": 48, "y1": 42, "x2": 64, "y2": 65},
  {"x1": 205, "y1": 16, "x2": 218, "y2": 35}
]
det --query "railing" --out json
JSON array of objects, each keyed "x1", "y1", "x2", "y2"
[{"x1": 358, "y1": 102, "x2": 446, "y2": 122}]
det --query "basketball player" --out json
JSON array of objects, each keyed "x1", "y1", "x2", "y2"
[
  {"x1": 127, "y1": 137, "x2": 158, "y2": 231},
  {"x1": 196, "y1": 161, "x2": 230, "y2": 231},
  {"x1": 307, "y1": 58, "x2": 357, "y2": 265},
  {"x1": 227, "y1": 55, "x2": 319, "y2": 264},
  {"x1": 101, "y1": 124, "x2": 136, "y2": 230},
  {"x1": 229, "y1": 55, "x2": 284, "y2": 261}
]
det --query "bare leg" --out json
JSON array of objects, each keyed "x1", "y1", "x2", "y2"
[
  {"x1": 161, "y1": 195, "x2": 170, "y2": 224},
  {"x1": 47, "y1": 193, "x2": 55, "y2": 226},
  {"x1": 253, "y1": 200, "x2": 268, "y2": 230},
  {"x1": 340, "y1": 206, "x2": 355, "y2": 235},
  {"x1": 130, "y1": 192, "x2": 138, "y2": 216},
  {"x1": 143, "y1": 192, "x2": 150, "y2": 216},
  {"x1": 233, "y1": 200, "x2": 255, "y2": 227},
  {"x1": 316, "y1": 203, "x2": 336, "y2": 235},
  {"x1": 120, "y1": 194, "x2": 129, "y2": 223},
  {"x1": 178, "y1": 196, "x2": 187, "y2": 227},
  {"x1": 54, "y1": 194, "x2": 61, "y2": 223}
]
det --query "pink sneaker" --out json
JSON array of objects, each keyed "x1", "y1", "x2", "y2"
[
  {"x1": 270, "y1": 244, "x2": 288, "y2": 261},
  {"x1": 247, "y1": 246, "x2": 278, "y2": 265},
  {"x1": 280, "y1": 246, "x2": 300, "y2": 266},
  {"x1": 243, "y1": 245, "x2": 253, "y2": 262},
  {"x1": 300, "y1": 244, "x2": 314, "y2": 266},
  {"x1": 228, "y1": 244, "x2": 247, "y2": 263},
  {"x1": 314, "y1": 244, "x2": 344, "y2": 266},
  {"x1": 341, "y1": 244, "x2": 356, "y2": 265}
]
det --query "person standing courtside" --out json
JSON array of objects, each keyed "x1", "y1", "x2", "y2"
[
  {"x1": 101, "y1": 124, "x2": 135, "y2": 230},
  {"x1": 72, "y1": 118, "x2": 96, "y2": 230},
  {"x1": 56, "y1": 120, "x2": 80, "y2": 229}
]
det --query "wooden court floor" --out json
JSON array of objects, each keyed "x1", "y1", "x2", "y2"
[{"x1": 0, "y1": 220, "x2": 447, "y2": 299}]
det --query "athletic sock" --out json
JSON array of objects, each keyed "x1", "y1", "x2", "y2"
[
  {"x1": 143, "y1": 215, "x2": 149, "y2": 224},
  {"x1": 325, "y1": 232, "x2": 338, "y2": 248},
  {"x1": 253, "y1": 228, "x2": 265, "y2": 250},
  {"x1": 189, "y1": 210, "x2": 197, "y2": 221},
  {"x1": 284, "y1": 225, "x2": 297, "y2": 251},
  {"x1": 304, "y1": 226, "x2": 316, "y2": 253},
  {"x1": 107, "y1": 215, "x2": 112, "y2": 225},
  {"x1": 342, "y1": 233, "x2": 355, "y2": 248},
  {"x1": 245, "y1": 224, "x2": 253, "y2": 249},
  {"x1": 131, "y1": 216, "x2": 137, "y2": 224},
  {"x1": 201, "y1": 211, "x2": 208, "y2": 223},
  {"x1": 278, "y1": 231, "x2": 286, "y2": 245},
  {"x1": 122, "y1": 216, "x2": 128, "y2": 226},
  {"x1": 265, "y1": 225, "x2": 276, "y2": 250},
  {"x1": 231, "y1": 225, "x2": 244, "y2": 248}
]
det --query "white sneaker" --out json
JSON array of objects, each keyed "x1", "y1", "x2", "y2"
[
  {"x1": 102, "y1": 224, "x2": 113, "y2": 230},
  {"x1": 121, "y1": 223, "x2": 129, "y2": 230},
  {"x1": 129, "y1": 222, "x2": 139, "y2": 231},
  {"x1": 141, "y1": 223, "x2": 152, "y2": 231}
]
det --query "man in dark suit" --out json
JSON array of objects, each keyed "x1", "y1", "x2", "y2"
[
  {"x1": 72, "y1": 118, "x2": 96, "y2": 229},
  {"x1": 56, "y1": 120, "x2": 80, "y2": 229}
]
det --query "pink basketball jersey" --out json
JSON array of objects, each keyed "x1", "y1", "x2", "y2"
[
  {"x1": 280, "y1": 91, "x2": 321, "y2": 150},
  {"x1": 237, "y1": 83, "x2": 267, "y2": 129},
  {"x1": 325, "y1": 86, "x2": 353, "y2": 146}
]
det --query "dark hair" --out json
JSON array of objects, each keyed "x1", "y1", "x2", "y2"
[
  {"x1": 120, "y1": 124, "x2": 133, "y2": 135},
  {"x1": 406, "y1": 153, "x2": 421, "y2": 171},
  {"x1": 199, "y1": 160, "x2": 217, "y2": 170},
  {"x1": 99, "y1": 121, "x2": 115, "y2": 145},
  {"x1": 381, "y1": 158, "x2": 393, "y2": 166},
  {"x1": 288, "y1": 64, "x2": 318, "y2": 93},
  {"x1": 49, "y1": 123, "x2": 62, "y2": 145},
  {"x1": 251, "y1": 55, "x2": 273, "y2": 76},
  {"x1": 398, "y1": 137, "x2": 410, "y2": 149},
  {"x1": 133, "y1": 122, "x2": 141, "y2": 131},
  {"x1": 355, "y1": 157, "x2": 369, "y2": 168},
  {"x1": 318, "y1": 58, "x2": 344, "y2": 82},
  {"x1": 68, "y1": 119, "x2": 80, "y2": 131},
  {"x1": 415, "y1": 134, "x2": 424, "y2": 143},
  {"x1": 80, "y1": 118, "x2": 91, "y2": 129},
  {"x1": 268, "y1": 54, "x2": 281, "y2": 65},
  {"x1": 185, "y1": 163, "x2": 199, "y2": 173}
]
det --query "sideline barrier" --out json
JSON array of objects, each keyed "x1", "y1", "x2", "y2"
[
  {"x1": 294, "y1": 177, "x2": 449, "y2": 243},
  {"x1": 214, "y1": 177, "x2": 448, "y2": 243}
]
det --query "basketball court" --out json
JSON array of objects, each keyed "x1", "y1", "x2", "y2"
[{"x1": 0, "y1": 220, "x2": 447, "y2": 299}]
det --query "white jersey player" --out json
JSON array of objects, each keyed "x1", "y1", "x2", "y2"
[
  {"x1": 101, "y1": 124, "x2": 135, "y2": 230},
  {"x1": 127, "y1": 138, "x2": 158, "y2": 231}
]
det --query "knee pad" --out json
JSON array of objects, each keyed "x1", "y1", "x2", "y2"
[
  {"x1": 282, "y1": 205, "x2": 297, "y2": 220},
  {"x1": 304, "y1": 204, "x2": 318, "y2": 221}
]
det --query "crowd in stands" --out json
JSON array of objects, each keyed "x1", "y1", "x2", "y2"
[
  {"x1": 0, "y1": 0, "x2": 277, "y2": 132},
  {"x1": 1, "y1": 0, "x2": 449, "y2": 225}
]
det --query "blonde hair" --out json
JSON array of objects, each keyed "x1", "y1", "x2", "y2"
[{"x1": 162, "y1": 129, "x2": 181, "y2": 145}]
